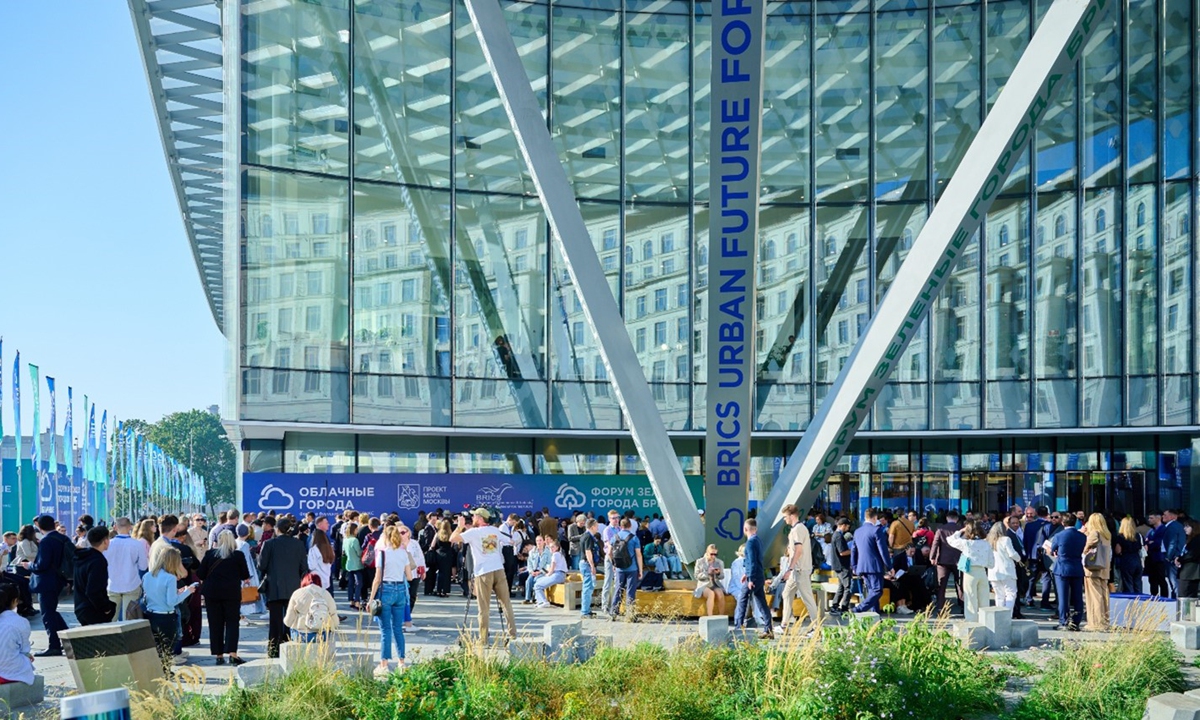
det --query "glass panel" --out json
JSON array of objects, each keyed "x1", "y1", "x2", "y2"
[
  {"x1": 1163, "y1": 182, "x2": 1192, "y2": 424},
  {"x1": 755, "y1": 205, "x2": 812, "y2": 430},
  {"x1": 551, "y1": 201, "x2": 623, "y2": 430},
  {"x1": 454, "y1": 1, "x2": 547, "y2": 194},
  {"x1": 535, "y1": 438, "x2": 617, "y2": 475},
  {"x1": 1126, "y1": 185, "x2": 1158, "y2": 425},
  {"x1": 1080, "y1": 188, "x2": 1120, "y2": 426},
  {"x1": 453, "y1": 192, "x2": 549, "y2": 428},
  {"x1": 875, "y1": 382, "x2": 928, "y2": 431},
  {"x1": 551, "y1": 4, "x2": 621, "y2": 200},
  {"x1": 1033, "y1": 191, "x2": 1077, "y2": 427},
  {"x1": 352, "y1": 0, "x2": 453, "y2": 187},
  {"x1": 932, "y1": 3, "x2": 980, "y2": 192},
  {"x1": 1035, "y1": 66, "x2": 1076, "y2": 192},
  {"x1": 761, "y1": 13, "x2": 810, "y2": 201},
  {"x1": 352, "y1": 183, "x2": 452, "y2": 426},
  {"x1": 243, "y1": 0, "x2": 351, "y2": 175},
  {"x1": 874, "y1": 10, "x2": 928, "y2": 200},
  {"x1": 448, "y1": 437, "x2": 532, "y2": 473},
  {"x1": 242, "y1": 168, "x2": 350, "y2": 423},
  {"x1": 1126, "y1": 0, "x2": 1156, "y2": 184},
  {"x1": 934, "y1": 382, "x2": 979, "y2": 430},
  {"x1": 358, "y1": 436, "x2": 446, "y2": 473},
  {"x1": 985, "y1": 196, "x2": 1031, "y2": 398},
  {"x1": 244, "y1": 439, "x2": 283, "y2": 474},
  {"x1": 814, "y1": 12, "x2": 870, "y2": 202},
  {"x1": 693, "y1": 4, "x2": 711, "y2": 204},
  {"x1": 1080, "y1": 7, "x2": 1120, "y2": 188},
  {"x1": 625, "y1": 203, "x2": 690, "y2": 429},
  {"x1": 624, "y1": 12, "x2": 689, "y2": 202},
  {"x1": 985, "y1": 0, "x2": 1031, "y2": 195},
  {"x1": 283, "y1": 432, "x2": 355, "y2": 473},
  {"x1": 618, "y1": 439, "x2": 700, "y2": 476},
  {"x1": 1163, "y1": 3, "x2": 1193, "y2": 180},
  {"x1": 814, "y1": 205, "x2": 869, "y2": 391}
]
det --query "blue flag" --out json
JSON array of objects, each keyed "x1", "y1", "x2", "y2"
[{"x1": 11, "y1": 352, "x2": 20, "y2": 515}]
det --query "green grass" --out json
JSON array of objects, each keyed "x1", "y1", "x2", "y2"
[
  {"x1": 1012, "y1": 632, "x2": 1185, "y2": 720},
  {"x1": 158, "y1": 616, "x2": 1007, "y2": 720}
]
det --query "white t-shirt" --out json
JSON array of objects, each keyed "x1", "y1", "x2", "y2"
[
  {"x1": 460, "y1": 526, "x2": 507, "y2": 576},
  {"x1": 375, "y1": 544, "x2": 413, "y2": 583},
  {"x1": 307, "y1": 544, "x2": 332, "y2": 589},
  {"x1": 548, "y1": 551, "x2": 568, "y2": 574}
]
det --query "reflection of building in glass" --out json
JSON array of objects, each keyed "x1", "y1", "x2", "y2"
[{"x1": 137, "y1": 0, "x2": 1200, "y2": 521}]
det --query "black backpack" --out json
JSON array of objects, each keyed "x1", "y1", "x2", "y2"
[
  {"x1": 612, "y1": 533, "x2": 634, "y2": 570},
  {"x1": 59, "y1": 537, "x2": 77, "y2": 583}
]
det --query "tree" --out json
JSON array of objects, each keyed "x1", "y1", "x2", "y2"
[{"x1": 144, "y1": 410, "x2": 236, "y2": 507}]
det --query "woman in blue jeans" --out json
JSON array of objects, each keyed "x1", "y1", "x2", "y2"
[{"x1": 367, "y1": 525, "x2": 414, "y2": 677}]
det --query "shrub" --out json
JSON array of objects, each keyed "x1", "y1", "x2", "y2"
[
  {"x1": 762, "y1": 616, "x2": 1005, "y2": 720},
  {"x1": 1013, "y1": 631, "x2": 1185, "y2": 720}
]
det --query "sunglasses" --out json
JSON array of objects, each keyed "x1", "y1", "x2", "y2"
[{"x1": 1051, "y1": 515, "x2": 1061, "y2": 519}]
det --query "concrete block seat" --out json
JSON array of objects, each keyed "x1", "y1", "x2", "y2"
[{"x1": 0, "y1": 675, "x2": 43, "y2": 717}]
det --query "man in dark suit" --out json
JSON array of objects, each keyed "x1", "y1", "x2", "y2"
[
  {"x1": 851, "y1": 508, "x2": 891, "y2": 614},
  {"x1": 734, "y1": 518, "x2": 773, "y2": 638},
  {"x1": 1021, "y1": 506, "x2": 1048, "y2": 606},
  {"x1": 1050, "y1": 522, "x2": 1086, "y2": 630},
  {"x1": 258, "y1": 518, "x2": 308, "y2": 658},
  {"x1": 1032, "y1": 511, "x2": 1065, "y2": 608},
  {"x1": 31, "y1": 514, "x2": 72, "y2": 656},
  {"x1": 1162, "y1": 509, "x2": 1188, "y2": 598},
  {"x1": 929, "y1": 510, "x2": 963, "y2": 614}
]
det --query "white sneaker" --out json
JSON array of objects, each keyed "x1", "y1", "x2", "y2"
[
  {"x1": 373, "y1": 665, "x2": 391, "y2": 679},
  {"x1": 173, "y1": 652, "x2": 189, "y2": 665},
  {"x1": 895, "y1": 606, "x2": 914, "y2": 616},
  {"x1": 536, "y1": 602, "x2": 551, "y2": 609},
  {"x1": 404, "y1": 625, "x2": 418, "y2": 632}
]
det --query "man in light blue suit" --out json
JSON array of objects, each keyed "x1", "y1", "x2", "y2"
[{"x1": 851, "y1": 509, "x2": 892, "y2": 614}]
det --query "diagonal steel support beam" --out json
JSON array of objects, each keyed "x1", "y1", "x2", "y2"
[
  {"x1": 463, "y1": 0, "x2": 705, "y2": 562},
  {"x1": 758, "y1": 0, "x2": 1112, "y2": 544}
]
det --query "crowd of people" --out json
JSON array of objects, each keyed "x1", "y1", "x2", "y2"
[{"x1": 0, "y1": 501, "x2": 1188, "y2": 688}]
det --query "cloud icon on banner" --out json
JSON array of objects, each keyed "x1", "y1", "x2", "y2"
[
  {"x1": 259, "y1": 484, "x2": 294, "y2": 511},
  {"x1": 554, "y1": 483, "x2": 586, "y2": 510},
  {"x1": 715, "y1": 507, "x2": 745, "y2": 541}
]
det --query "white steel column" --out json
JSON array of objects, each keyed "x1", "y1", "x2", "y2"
[
  {"x1": 758, "y1": 0, "x2": 1113, "y2": 542},
  {"x1": 462, "y1": 0, "x2": 706, "y2": 561}
]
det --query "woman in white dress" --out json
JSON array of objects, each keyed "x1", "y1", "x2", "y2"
[{"x1": 235, "y1": 525, "x2": 264, "y2": 617}]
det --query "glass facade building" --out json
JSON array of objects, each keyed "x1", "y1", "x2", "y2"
[{"x1": 139, "y1": 0, "x2": 1200, "y2": 520}]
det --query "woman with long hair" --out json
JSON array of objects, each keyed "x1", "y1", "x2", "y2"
[
  {"x1": 308, "y1": 527, "x2": 335, "y2": 592},
  {"x1": 197, "y1": 531, "x2": 250, "y2": 665},
  {"x1": 134, "y1": 519, "x2": 157, "y2": 555},
  {"x1": 1082, "y1": 512, "x2": 1113, "y2": 631},
  {"x1": 947, "y1": 520, "x2": 995, "y2": 622},
  {"x1": 431, "y1": 519, "x2": 457, "y2": 598},
  {"x1": 1113, "y1": 516, "x2": 1144, "y2": 594},
  {"x1": 235, "y1": 524, "x2": 265, "y2": 617},
  {"x1": 366, "y1": 525, "x2": 414, "y2": 677},
  {"x1": 13, "y1": 527, "x2": 37, "y2": 567},
  {"x1": 342, "y1": 522, "x2": 364, "y2": 610},
  {"x1": 142, "y1": 547, "x2": 198, "y2": 667},
  {"x1": 985, "y1": 521, "x2": 1022, "y2": 612}
]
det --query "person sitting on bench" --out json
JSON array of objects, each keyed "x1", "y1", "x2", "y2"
[
  {"x1": 0, "y1": 584, "x2": 35, "y2": 686},
  {"x1": 533, "y1": 540, "x2": 568, "y2": 608}
]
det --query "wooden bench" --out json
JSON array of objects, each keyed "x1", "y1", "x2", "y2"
[{"x1": 545, "y1": 576, "x2": 735, "y2": 618}]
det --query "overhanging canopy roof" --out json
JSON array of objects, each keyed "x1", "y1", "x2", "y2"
[{"x1": 128, "y1": 0, "x2": 226, "y2": 332}]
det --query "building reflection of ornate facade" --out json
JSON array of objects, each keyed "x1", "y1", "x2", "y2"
[{"x1": 138, "y1": 0, "x2": 1200, "y2": 519}]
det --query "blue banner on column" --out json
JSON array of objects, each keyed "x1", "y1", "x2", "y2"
[{"x1": 243, "y1": 472, "x2": 705, "y2": 522}]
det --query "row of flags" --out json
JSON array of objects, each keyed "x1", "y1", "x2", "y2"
[{"x1": 1, "y1": 338, "x2": 207, "y2": 521}]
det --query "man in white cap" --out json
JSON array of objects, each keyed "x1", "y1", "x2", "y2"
[{"x1": 452, "y1": 508, "x2": 516, "y2": 645}]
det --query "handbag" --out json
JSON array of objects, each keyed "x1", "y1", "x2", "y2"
[
  {"x1": 367, "y1": 598, "x2": 382, "y2": 616},
  {"x1": 957, "y1": 554, "x2": 972, "y2": 574},
  {"x1": 241, "y1": 584, "x2": 260, "y2": 604}
]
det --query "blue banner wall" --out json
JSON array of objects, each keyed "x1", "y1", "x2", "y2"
[{"x1": 243, "y1": 473, "x2": 705, "y2": 522}]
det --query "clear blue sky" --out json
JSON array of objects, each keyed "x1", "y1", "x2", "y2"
[{"x1": 0, "y1": 3, "x2": 224, "y2": 427}]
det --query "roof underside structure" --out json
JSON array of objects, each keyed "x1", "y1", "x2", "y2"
[{"x1": 128, "y1": 0, "x2": 226, "y2": 332}]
